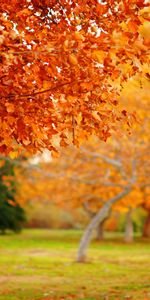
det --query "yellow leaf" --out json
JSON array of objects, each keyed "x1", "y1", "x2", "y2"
[
  {"x1": 92, "y1": 111, "x2": 101, "y2": 121},
  {"x1": 63, "y1": 39, "x2": 69, "y2": 51},
  {"x1": 47, "y1": 42, "x2": 55, "y2": 52},
  {"x1": 76, "y1": 113, "x2": 82, "y2": 125},
  {"x1": 23, "y1": 139, "x2": 31, "y2": 146},
  {"x1": 139, "y1": 21, "x2": 150, "y2": 40},
  {"x1": 9, "y1": 151, "x2": 18, "y2": 159},
  {"x1": 51, "y1": 150, "x2": 60, "y2": 158},
  {"x1": 92, "y1": 50, "x2": 105, "y2": 64}
]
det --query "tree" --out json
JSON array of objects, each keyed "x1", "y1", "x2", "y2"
[
  {"x1": 0, "y1": 159, "x2": 26, "y2": 234},
  {"x1": 142, "y1": 186, "x2": 150, "y2": 238},
  {"x1": 0, "y1": 1, "x2": 149, "y2": 155},
  {"x1": 143, "y1": 211, "x2": 150, "y2": 238},
  {"x1": 15, "y1": 129, "x2": 148, "y2": 260},
  {"x1": 124, "y1": 208, "x2": 134, "y2": 243}
]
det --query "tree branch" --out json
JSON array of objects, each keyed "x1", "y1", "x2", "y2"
[{"x1": 80, "y1": 147, "x2": 122, "y2": 168}]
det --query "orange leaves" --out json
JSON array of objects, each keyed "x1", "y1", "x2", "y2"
[
  {"x1": 42, "y1": 80, "x2": 51, "y2": 90},
  {"x1": 112, "y1": 30, "x2": 129, "y2": 47},
  {"x1": 51, "y1": 149, "x2": 60, "y2": 158},
  {"x1": 0, "y1": 0, "x2": 149, "y2": 156},
  {"x1": 60, "y1": 137, "x2": 68, "y2": 147},
  {"x1": 74, "y1": 31, "x2": 85, "y2": 42},
  {"x1": 46, "y1": 42, "x2": 55, "y2": 53},
  {"x1": 63, "y1": 39, "x2": 69, "y2": 51},
  {"x1": 16, "y1": 9, "x2": 31, "y2": 18},
  {"x1": 80, "y1": 82, "x2": 93, "y2": 91},
  {"x1": 92, "y1": 111, "x2": 101, "y2": 121},
  {"x1": 127, "y1": 20, "x2": 139, "y2": 33},
  {"x1": 76, "y1": 113, "x2": 82, "y2": 125},
  {"x1": 96, "y1": 2, "x2": 108, "y2": 15},
  {"x1": 139, "y1": 21, "x2": 150, "y2": 44},
  {"x1": 68, "y1": 53, "x2": 78, "y2": 65},
  {"x1": 22, "y1": 139, "x2": 31, "y2": 146},
  {"x1": 92, "y1": 50, "x2": 106, "y2": 65},
  {"x1": 5, "y1": 103, "x2": 15, "y2": 113}
]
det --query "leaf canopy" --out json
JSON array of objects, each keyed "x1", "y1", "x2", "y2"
[{"x1": 0, "y1": 0, "x2": 149, "y2": 155}]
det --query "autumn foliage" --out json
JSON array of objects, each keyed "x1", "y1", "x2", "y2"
[{"x1": 0, "y1": 1, "x2": 150, "y2": 156}]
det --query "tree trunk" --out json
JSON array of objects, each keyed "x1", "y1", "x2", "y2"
[
  {"x1": 143, "y1": 211, "x2": 150, "y2": 238},
  {"x1": 96, "y1": 221, "x2": 104, "y2": 240},
  {"x1": 77, "y1": 188, "x2": 130, "y2": 262},
  {"x1": 124, "y1": 209, "x2": 134, "y2": 243},
  {"x1": 96, "y1": 217, "x2": 108, "y2": 241}
]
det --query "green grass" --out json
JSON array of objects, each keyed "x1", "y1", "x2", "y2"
[{"x1": 0, "y1": 229, "x2": 150, "y2": 300}]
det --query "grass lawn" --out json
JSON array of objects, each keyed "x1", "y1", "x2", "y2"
[{"x1": 0, "y1": 229, "x2": 149, "y2": 300}]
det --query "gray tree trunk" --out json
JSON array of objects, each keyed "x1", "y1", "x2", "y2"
[
  {"x1": 96, "y1": 221, "x2": 105, "y2": 240},
  {"x1": 77, "y1": 188, "x2": 130, "y2": 262},
  {"x1": 143, "y1": 211, "x2": 150, "y2": 238},
  {"x1": 124, "y1": 209, "x2": 134, "y2": 243},
  {"x1": 96, "y1": 216, "x2": 109, "y2": 240}
]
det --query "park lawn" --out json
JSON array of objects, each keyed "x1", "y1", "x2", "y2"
[{"x1": 0, "y1": 230, "x2": 149, "y2": 300}]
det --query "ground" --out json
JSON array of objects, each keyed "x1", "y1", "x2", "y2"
[{"x1": 0, "y1": 229, "x2": 149, "y2": 300}]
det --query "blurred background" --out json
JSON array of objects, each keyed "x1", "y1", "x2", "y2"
[{"x1": 0, "y1": 75, "x2": 149, "y2": 241}]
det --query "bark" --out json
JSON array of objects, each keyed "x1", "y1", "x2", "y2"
[
  {"x1": 96, "y1": 221, "x2": 105, "y2": 240},
  {"x1": 143, "y1": 211, "x2": 150, "y2": 238},
  {"x1": 124, "y1": 209, "x2": 134, "y2": 243},
  {"x1": 77, "y1": 188, "x2": 130, "y2": 262},
  {"x1": 96, "y1": 217, "x2": 108, "y2": 241}
]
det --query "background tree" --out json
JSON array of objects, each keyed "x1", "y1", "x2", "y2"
[
  {"x1": 142, "y1": 186, "x2": 150, "y2": 238},
  {"x1": 0, "y1": 159, "x2": 26, "y2": 234},
  {"x1": 15, "y1": 132, "x2": 148, "y2": 260}
]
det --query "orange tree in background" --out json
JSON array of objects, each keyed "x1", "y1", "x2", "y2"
[
  {"x1": 142, "y1": 186, "x2": 150, "y2": 237},
  {"x1": 15, "y1": 131, "x2": 149, "y2": 261},
  {"x1": 0, "y1": 0, "x2": 150, "y2": 156}
]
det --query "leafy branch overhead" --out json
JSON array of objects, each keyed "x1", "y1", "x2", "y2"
[{"x1": 0, "y1": 0, "x2": 149, "y2": 155}]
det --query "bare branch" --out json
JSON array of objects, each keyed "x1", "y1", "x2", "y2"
[
  {"x1": 82, "y1": 202, "x2": 95, "y2": 218},
  {"x1": 80, "y1": 147, "x2": 122, "y2": 168}
]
